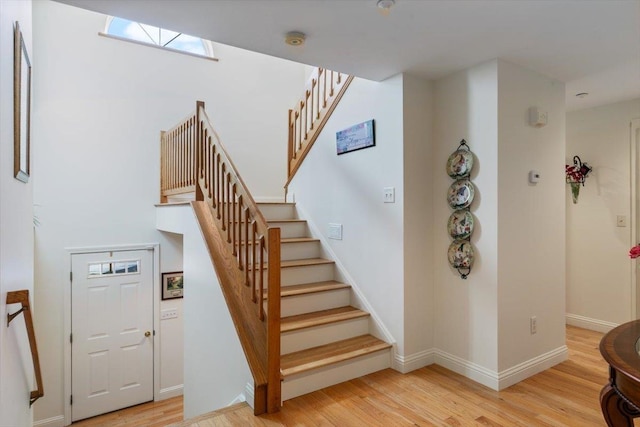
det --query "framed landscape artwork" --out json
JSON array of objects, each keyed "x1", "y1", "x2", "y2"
[{"x1": 162, "y1": 271, "x2": 184, "y2": 300}]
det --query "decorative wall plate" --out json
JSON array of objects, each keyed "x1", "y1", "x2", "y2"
[
  {"x1": 447, "y1": 240, "x2": 474, "y2": 269},
  {"x1": 446, "y1": 149, "x2": 474, "y2": 179},
  {"x1": 447, "y1": 179, "x2": 475, "y2": 209},
  {"x1": 447, "y1": 210, "x2": 474, "y2": 239}
]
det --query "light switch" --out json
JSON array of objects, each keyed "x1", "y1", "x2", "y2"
[{"x1": 383, "y1": 187, "x2": 395, "y2": 203}]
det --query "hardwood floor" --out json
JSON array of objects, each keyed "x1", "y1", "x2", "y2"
[{"x1": 73, "y1": 326, "x2": 611, "y2": 426}]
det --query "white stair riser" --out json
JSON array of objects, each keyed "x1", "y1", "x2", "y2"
[
  {"x1": 258, "y1": 204, "x2": 297, "y2": 221},
  {"x1": 281, "y1": 349, "x2": 391, "y2": 401},
  {"x1": 270, "y1": 222, "x2": 308, "y2": 239},
  {"x1": 281, "y1": 317, "x2": 369, "y2": 354},
  {"x1": 271, "y1": 288, "x2": 351, "y2": 318},
  {"x1": 282, "y1": 264, "x2": 334, "y2": 286},
  {"x1": 280, "y1": 241, "x2": 321, "y2": 261}
]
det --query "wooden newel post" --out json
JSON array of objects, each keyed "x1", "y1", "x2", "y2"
[
  {"x1": 266, "y1": 227, "x2": 282, "y2": 413},
  {"x1": 195, "y1": 100, "x2": 205, "y2": 201}
]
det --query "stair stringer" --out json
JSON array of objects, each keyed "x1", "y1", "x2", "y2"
[{"x1": 290, "y1": 202, "x2": 398, "y2": 365}]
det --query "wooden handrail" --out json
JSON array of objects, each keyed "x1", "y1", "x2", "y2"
[
  {"x1": 160, "y1": 102, "x2": 281, "y2": 414},
  {"x1": 6, "y1": 289, "x2": 44, "y2": 406},
  {"x1": 285, "y1": 68, "x2": 354, "y2": 193}
]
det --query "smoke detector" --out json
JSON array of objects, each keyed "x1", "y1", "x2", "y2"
[{"x1": 285, "y1": 31, "x2": 306, "y2": 47}]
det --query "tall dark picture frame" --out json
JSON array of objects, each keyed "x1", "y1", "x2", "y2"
[{"x1": 14, "y1": 21, "x2": 31, "y2": 183}]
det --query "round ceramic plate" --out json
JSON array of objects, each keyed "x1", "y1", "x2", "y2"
[
  {"x1": 447, "y1": 240, "x2": 474, "y2": 269},
  {"x1": 447, "y1": 179, "x2": 475, "y2": 209},
  {"x1": 447, "y1": 210, "x2": 474, "y2": 239},
  {"x1": 446, "y1": 149, "x2": 474, "y2": 179}
]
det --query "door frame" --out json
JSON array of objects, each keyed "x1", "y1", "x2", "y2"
[
  {"x1": 632, "y1": 119, "x2": 640, "y2": 320},
  {"x1": 63, "y1": 243, "x2": 160, "y2": 426}
]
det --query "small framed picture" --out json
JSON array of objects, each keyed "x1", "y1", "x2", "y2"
[
  {"x1": 162, "y1": 271, "x2": 183, "y2": 300},
  {"x1": 336, "y1": 119, "x2": 375, "y2": 155}
]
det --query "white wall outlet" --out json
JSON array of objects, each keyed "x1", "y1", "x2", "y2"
[
  {"x1": 328, "y1": 223, "x2": 343, "y2": 240},
  {"x1": 383, "y1": 187, "x2": 395, "y2": 203},
  {"x1": 617, "y1": 215, "x2": 627, "y2": 227},
  {"x1": 528, "y1": 170, "x2": 540, "y2": 184},
  {"x1": 161, "y1": 309, "x2": 178, "y2": 320},
  {"x1": 530, "y1": 316, "x2": 537, "y2": 334}
]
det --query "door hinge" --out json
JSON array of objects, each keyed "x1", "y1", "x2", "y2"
[
  {"x1": 70, "y1": 395, "x2": 73, "y2": 405},
  {"x1": 70, "y1": 271, "x2": 73, "y2": 282},
  {"x1": 70, "y1": 333, "x2": 73, "y2": 344}
]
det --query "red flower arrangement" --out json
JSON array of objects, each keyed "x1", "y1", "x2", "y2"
[
  {"x1": 630, "y1": 245, "x2": 640, "y2": 259},
  {"x1": 565, "y1": 156, "x2": 592, "y2": 185}
]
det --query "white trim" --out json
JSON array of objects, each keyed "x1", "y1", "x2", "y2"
[
  {"x1": 98, "y1": 32, "x2": 218, "y2": 62},
  {"x1": 64, "y1": 243, "x2": 160, "y2": 426},
  {"x1": 244, "y1": 382, "x2": 255, "y2": 409},
  {"x1": 228, "y1": 393, "x2": 246, "y2": 406},
  {"x1": 33, "y1": 415, "x2": 65, "y2": 427},
  {"x1": 292, "y1": 203, "x2": 397, "y2": 349},
  {"x1": 158, "y1": 384, "x2": 184, "y2": 400},
  {"x1": 566, "y1": 313, "x2": 618, "y2": 333},
  {"x1": 433, "y1": 350, "x2": 500, "y2": 390},
  {"x1": 432, "y1": 345, "x2": 567, "y2": 391},
  {"x1": 393, "y1": 349, "x2": 435, "y2": 373},
  {"x1": 631, "y1": 118, "x2": 640, "y2": 320},
  {"x1": 495, "y1": 345, "x2": 568, "y2": 390}
]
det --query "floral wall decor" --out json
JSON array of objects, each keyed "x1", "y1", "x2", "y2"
[
  {"x1": 565, "y1": 155, "x2": 592, "y2": 204},
  {"x1": 446, "y1": 139, "x2": 476, "y2": 279}
]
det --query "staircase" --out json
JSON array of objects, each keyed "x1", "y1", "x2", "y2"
[{"x1": 258, "y1": 202, "x2": 391, "y2": 401}]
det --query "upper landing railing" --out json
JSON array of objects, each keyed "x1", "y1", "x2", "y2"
[{"x1": 285, "y1": 68, "x2": 354, "y2": 193}]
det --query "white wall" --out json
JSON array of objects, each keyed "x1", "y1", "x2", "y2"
[
  {"x1": 157, "y1": 204, "x2": 252, "y2": 419},
  {"x1": 434, "y1": 60, "x2": 500, "y2": 375},
  {"x1": 402, "y1": 74, "x2": 435, "y2": 363},
  {"x1": 496, "y1": 60, "x2": 566, "y2": 374},
  {"x1": 287, "y1": 75, "x2": 406, "y2": 353},
  {"x1": 0, "y1": 2, "x2": 35, "y2": 427},
  {"x1": 433, "y1": 59, "x2": 566, "y2": 389},
  {"x1": 566, "y1": 98, "x2": 640, "y2": 330},
  {"x1": 31, "y1": 1, "x2": 305, "y2": 424}
]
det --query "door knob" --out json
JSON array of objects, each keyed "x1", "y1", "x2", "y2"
[{"x1": 145, "y1": 331, "x2": 151, "y2": 337}]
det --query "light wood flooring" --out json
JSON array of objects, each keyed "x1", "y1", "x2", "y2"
[{"x1": 73, "y1": 326, "x2": 612, "y2": 427}]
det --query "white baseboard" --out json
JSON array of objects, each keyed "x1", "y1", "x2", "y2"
[
  {"x1": 434, "y1": 350, "x2": 500, "y2": 390},
  {"x1": 33, "y1": 415, "x2": 65, "y2": 427},
  {"x1": 159, "y1": 384, "x2": 184, "y2": 400},
  {"x1": 228, "y1": 393, "x2": 246, "y2": 406},
  {"x1": 566, "y1": 313, "x2": 618, "y2": 333},
  {"x1": 393, "y1": 349, "x2": 435, "y2": 373},
  {"x1": 496, "y1": 345, "x2": 568, "y2": 390},
  {"x1": 244, "y1": 382, "x2": 255, "y2": 410},
  {"x1": 433, "y1": 344, "x2": 567, "y2": 391}
]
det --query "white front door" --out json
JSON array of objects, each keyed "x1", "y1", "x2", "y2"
[{"x1": 71, "y1": 250, "x2": 154, "y2": 422}]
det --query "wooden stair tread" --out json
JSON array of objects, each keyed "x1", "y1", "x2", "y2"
[
  {"x1": 263, "y1": 281, "x2": 350, "y2": 300},
  {"x1": 280, "y1": 335, "x2": 391, "y2": 378},
  {"x1": 256, "y1": 202, "x2": 295, "y2": 205},
  {"x1": 282, "y1": 258, "x2": 333, "y2": 268},
  {"x1": 236, "y1": 237, "x2": 318, "y2": 246},
  {"x1": 281, "y1": 237, "x2": 319, "y2": 244},
  {"x1": 281, "y1": 281, "x2": 350, "y2": 297},
  {"x1": 281, "y1": 306, "x2": 368, "y2": 333}
]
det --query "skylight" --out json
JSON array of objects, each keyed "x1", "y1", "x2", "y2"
[{"x1": 103, "y1": 17, "x2": 215, "y2": 60}]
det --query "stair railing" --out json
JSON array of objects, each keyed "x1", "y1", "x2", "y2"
[
  {"x1": 285, "y1": 68, "x2": 354, "y2": 194},
  {"x1": 160, "y1": 101, "x2": 281, "y2": 414},
  {"x1": 6, "y1": 289, "x2": 44, "y2": 406}
]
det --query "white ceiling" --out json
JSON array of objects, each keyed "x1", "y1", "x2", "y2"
[{"x1": 55, "y1": 0, "x2": 640, "y2": 111}]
